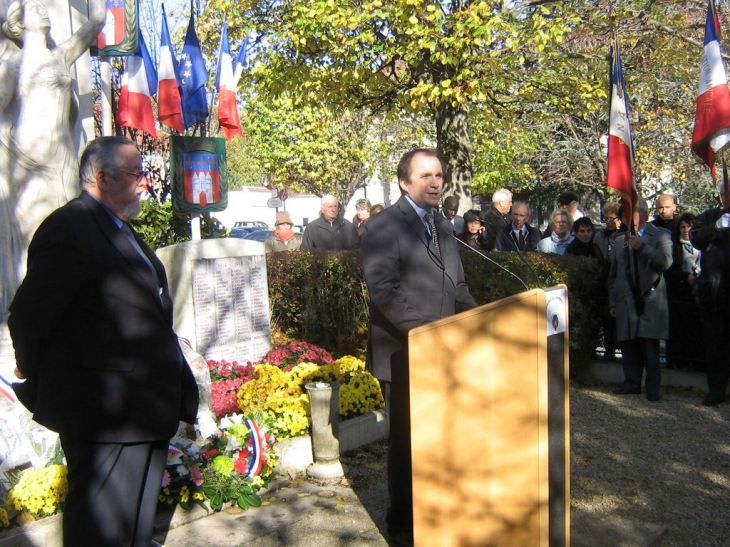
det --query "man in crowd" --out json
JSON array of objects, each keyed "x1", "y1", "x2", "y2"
[
  {"x1": 593, "y1": 202, "x2": 626, "y2": 361},
  {"x1": 608, "y1": 198, "x2": 672, "y2": 402},
  {"x1": 690, "y1": 184, "x2": 730, "y2": 406},
  {"x1": 559, "y1": 190, "x2": 584, "y2": 221},
  {"x1": 361, "y1": 149, "x2": 477, "y2": 547},
  {"x1": 439, "y1": 195, "x2": 465, "y2": 235},
  {"x1": 265, "y1": 211, "x2": 303, "y2": 252},
  {"x1": 494, "y1": 201, "x2": 541, "y2": 251},
  {"x1": 481, "y1": 188, "x2": 513, "y2": 250},
  {"x1": 9, "y1": 136, "x2": 199, "y2": 546},
  {"x1": 301, "y1": 194, "x2": 359, "y2": 250},
  {"x1": 651, "y1": 194, "x2": 678, "y2": 235}
]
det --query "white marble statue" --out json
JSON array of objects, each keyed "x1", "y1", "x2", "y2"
[{"x1": 0, "y1": 0, "x2": 105, "y2": 322}]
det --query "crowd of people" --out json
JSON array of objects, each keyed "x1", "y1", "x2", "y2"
[{"x1": 272, "y1": 182, "x2": 726, "y2": 409}]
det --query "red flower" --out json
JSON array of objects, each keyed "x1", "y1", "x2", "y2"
[
  {"x1": 233, "y1": 459, "x2": 247, "y2": 474},
  {"x1": 202, "y1": 449, "x2": 219, "y2": 459}
]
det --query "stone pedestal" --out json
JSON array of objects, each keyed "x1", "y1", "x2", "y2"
[
  {"x1": 156, "y1": 239, "x2": 271, "y2": 363},
  {"x1": 305, "y1": 382, "x2": 344, "y2": 480}
]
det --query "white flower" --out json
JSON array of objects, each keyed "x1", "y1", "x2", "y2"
[
  {"x1": 176, "y1": 464, "x2": 189, "y2": 476},
  {"x1": 228, "y1": 413, "x2": 245, "y2": 425},
  {"x1": 167, "y1": 448, "x2": 183, "y2": 466},
  {"x1": 225, "y1": 435, "x2": 242, "y2": 452}
]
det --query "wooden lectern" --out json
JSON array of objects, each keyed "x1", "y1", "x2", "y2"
[{"x1": 409, "y1": 286, "x2": 570, "y2": 547}]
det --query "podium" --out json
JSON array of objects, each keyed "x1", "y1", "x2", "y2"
[{"x1": 409, "y1": 286, "x2": 569, "y2": 547}]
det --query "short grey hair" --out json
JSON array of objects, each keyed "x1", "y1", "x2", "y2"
[
  {"x1": 637, "y1": 198, "x2": 649, "y2": 214},
  {"x1": 492, "y1": 188, "x2": 513, "y2": 206},
  {"x1": 512, "y1": 201, "x2": 530, "y2": 219},
  {"x1": 321, "y1": 194, "x2": 338, "y2": 206},
  {"x1": 78, "y1": 136, "x2": 137, "y2": 191}
]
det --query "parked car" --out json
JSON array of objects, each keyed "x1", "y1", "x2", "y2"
[
  {"x1": 228, "y1": 226, "x2": 263, "y2": 238},
  {"x1": 242, "y1": 230, "x2": 273, "y2": 243},
  {"x1": 233, "y1": 220, "x2": 269, "y2": 229}
]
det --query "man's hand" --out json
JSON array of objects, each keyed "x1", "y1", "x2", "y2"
[
  {"x1": 14, "y1": 367, "x2": 25, "y2": 379},
  {"x1": 628, "y1": 233, "x2": 643, "y2": 250},
  {"x1": 715, "y1": 213, "x2": 730, "y2": 229}
]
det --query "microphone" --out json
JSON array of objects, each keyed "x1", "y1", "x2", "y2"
[{"x1": 449, "y1": 232, "x2": 530, "y2": 291}]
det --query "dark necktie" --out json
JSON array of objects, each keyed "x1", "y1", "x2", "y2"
[
  {"x1": 424, "y1": 213, "x2": 441, "y2": 257},
  {"x1": 519, "y1": 230, "x2": 526, "y2": 251}
]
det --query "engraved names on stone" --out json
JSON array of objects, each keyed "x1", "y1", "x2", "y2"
[{"x1": 192, "y1": 255, "x2": 271, "y2": 362}]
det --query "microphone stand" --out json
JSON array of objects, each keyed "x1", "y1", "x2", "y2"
[{"x1": 449, "y1": 232, "x2": 530, "y2": 291}]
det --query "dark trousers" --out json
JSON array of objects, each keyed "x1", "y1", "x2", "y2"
[
  {"x1": 61, "y1": 435, "x2": 168, "y2": 547},
  {"x1": 703, "y1": 311, "x2": 730, "y2": 400},
  {"x1": 620, "y1": 338, "x2": 661, "y2": 398},
  {"x1": 381, "y1": 349, "x2": 413, "y2": 536}
]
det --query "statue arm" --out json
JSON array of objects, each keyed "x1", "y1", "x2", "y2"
[{"x1": 60, "y1": 0, "x2": 106, "y2": 66}]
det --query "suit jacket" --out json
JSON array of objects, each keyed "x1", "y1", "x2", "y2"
[
  {"x1": 690, "y1": 207, "x2": 730, "y2": 312},
  {"x1": 494, "y1": 224, "x2": 541, "y2": 252},
  {"x1": 301, "y1": 214, "x2": 359, "y2": 250},
  {"x1": 9, "y1": 192, "x2": 199, "y2": 443},
  {"x1": 361, "y1": 196, "x2": 477, "y2": 382},
  {"x1": 607, "y1": 223, "x2": 672, "y2": 341},
  {"x1": 481, "y1": 206, "x2": 509, "y2": 250},
  {"x1": 439, "y1": 211, "x2": 465, "y2": 236}
]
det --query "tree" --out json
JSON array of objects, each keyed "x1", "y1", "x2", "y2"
[
  {"x1": 233, "y1": 95, "x2": 431, "y2": 205},
  {"x1": 198, "y1": 0, "x2": 576, "y2": 206}
]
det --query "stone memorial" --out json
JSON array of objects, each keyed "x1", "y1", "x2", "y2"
[
  {"x1": 157, "y1": 239, "x2": 272, "y2": 363},
  {"x1": 0, "y1": 0, "x2": 104, "y2": 364}
]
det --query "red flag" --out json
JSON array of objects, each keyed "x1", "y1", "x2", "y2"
[
  {"x1": 691, "y1": 0, "x2": 730, "y2": 179},
  {"x1": 607, "y1": 39, "x2": 638, "y2": 225},
  {"x1": 216, "y1": 24, "x2": 242, "y2": 139},
  {"x1": 116, "y1": 34, "x2": 157, "y2": 136}
]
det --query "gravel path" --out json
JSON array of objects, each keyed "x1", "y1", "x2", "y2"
[{"x1": 570, "y1": 384, "x2": 730, "y2": 547}]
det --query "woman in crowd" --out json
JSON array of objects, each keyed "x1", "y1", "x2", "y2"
[
  {"x1": 353, "y1": 198, "x2": 372, "y2": 236},
  {"x1": 665, "y1": 213, "x2": 705, "y2": 371},
  {"x1": 458, "y1": 210, "x2": 485, "y2": 251},
  {"x1": 566, "y1": 217, "x2": 605, "y2": 260},
  {"x1": 537, "y1": 209, "x2": 574, "y2": 255}
]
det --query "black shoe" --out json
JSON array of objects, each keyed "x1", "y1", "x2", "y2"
[
  {"x1": 702, "y1": 395, "x2": 726, "y2": 407},
  {"x1": 612, "y1": 387, "x2": 641, "y2": 395},
  {"x1": 647, "y1": 394, "x2": 660, "y2": 402}
]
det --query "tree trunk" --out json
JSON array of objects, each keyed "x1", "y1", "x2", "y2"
[{"x1": 436, "y1": 104, "x2": 473, "y2": 215}]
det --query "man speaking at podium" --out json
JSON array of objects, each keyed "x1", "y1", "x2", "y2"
[{"x1": 361, "y1": 148, "x2": 477, "y2": 546}]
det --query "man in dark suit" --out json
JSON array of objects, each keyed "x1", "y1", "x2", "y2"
[
  {"x1": 9, "y1": 136, "x2": 199, "y2": 546},
  {"x1": 494, "y1": 201, "x2": 541, "y2": 251},
  {"x1": 608, "y1": 198, "x2": 672, "y2": 402},
  {"x1": 481, "y1": 187, "x2": 513, "y2": 250},
  {"x1": 439, "y1": 195, "x2": 465, "y2": 235},
  {"x1": 690, "y1": 184, "x2": 730, "y2": 406},
  {"x1": 361, "y1": 149, "x2": 477, "y2": 546}
]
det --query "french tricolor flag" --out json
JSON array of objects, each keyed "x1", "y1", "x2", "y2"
[
  {"x1": 606, "y1": 38, "x2": 637, "y2": 223},
  {"x1": 233, "y1": 35, "x2": 249, "y2": 89},
  {"x1": 691, "y1": 0, "x2": 730, "y2": 178},
  {"x1": 158, "y1": 4, "x2": 184, "y2": 132},
  {"x1": 216, "y1": 23, "x2": 242, "y2": 140},
  {"x1": 116, "y1": 33, "x2": 158, "y2": 137}
]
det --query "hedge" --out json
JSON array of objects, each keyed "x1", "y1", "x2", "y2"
[{"x1": 266, "y1": 249, "x2": 605, "y2": 378}]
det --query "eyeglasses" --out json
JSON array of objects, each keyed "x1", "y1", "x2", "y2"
[
  {"x1": 605, "y1": 216, "x2": 619, "y2": 222},
  {"x1": 109, "y1": 166, "x2": 146, "y2": 181}
]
